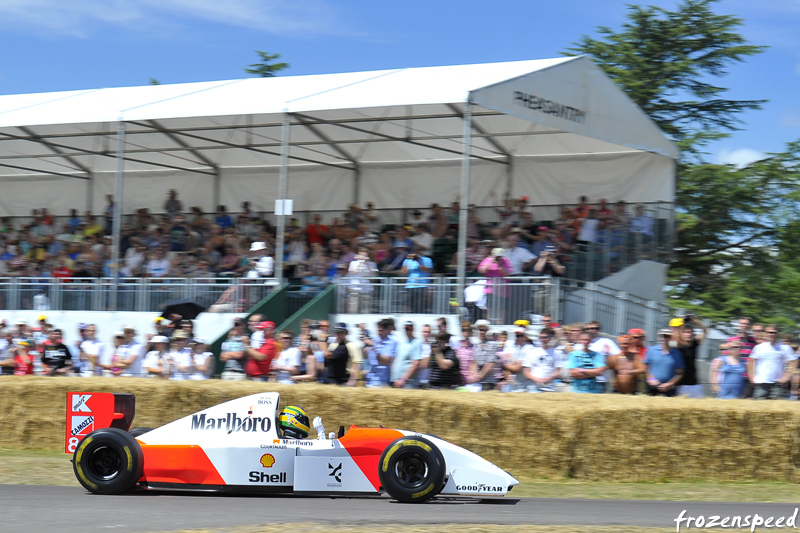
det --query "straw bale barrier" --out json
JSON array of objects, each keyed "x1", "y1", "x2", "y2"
[{"x1": 2, "y1": 377, "x2": 799, "y2": 482}]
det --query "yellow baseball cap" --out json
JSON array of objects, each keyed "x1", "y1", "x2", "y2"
[{"x1": 669, "y1": 318, "x2": 684, "y2": 327}]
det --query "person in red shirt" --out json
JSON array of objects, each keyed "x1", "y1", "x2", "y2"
[
  {"x1": 305, "y1": 214, "x2": 329, "y2": 246},
  {"x1": 245, "y1": 321, "x2": 277, "y2": 381},
  {"x1": 51, "y1": 259, "x2": 73, "y2": 279},
  {"x1": 13, "y1": 341, "x2": 35, "y2": 375},
  {"x1": 628, "y1": 328, "x2": 648, "y2": 362}
]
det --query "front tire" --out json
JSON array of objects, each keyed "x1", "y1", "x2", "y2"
[
  {"x1": 73, "y1": 428, "x2": 144, "y2": 495},
  {"x1": 378, "y1": 436, "x2": 445, "y2": 503}
]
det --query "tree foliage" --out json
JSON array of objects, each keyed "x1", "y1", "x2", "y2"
[
  {"x1": 244, "y1": 51, "x2": 290, "y2": 78},
  {"x1": 669, "y1": 141, "x2": 800, "y2": 324},
  {"x1": 566, "y1": 0, "x2": 766, "y2": 157},
  {"x1": 565, "y1": 0, "x2": 800, "y2": 326}
]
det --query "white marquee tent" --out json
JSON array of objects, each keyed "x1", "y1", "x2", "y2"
[
  {"x1": 0, "y1": 55, "x2": 677, "y2": 293},
  {"x1": 0, "y1": 55, "x2": 676, "y2": 216}
]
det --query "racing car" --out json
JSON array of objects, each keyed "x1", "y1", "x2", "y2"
[{"x1": 66, "y1": 391, "x2": 518, "y2": 503}]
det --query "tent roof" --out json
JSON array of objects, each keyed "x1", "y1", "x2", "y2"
[{"x1": 0, "y1": 56, "x2": 677, "y2": 182}]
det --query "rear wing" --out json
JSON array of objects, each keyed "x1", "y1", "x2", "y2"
[{"x1": 65, "y1": 392, "x2": 136, "y2": 454}]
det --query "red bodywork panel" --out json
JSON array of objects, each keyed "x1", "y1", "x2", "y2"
[
  {"x1": 338, "y1": 426, "x2": 404, "y2": 490},
  {"x1": 139, "y1": 444, "x2": 225, "y2": 485}
]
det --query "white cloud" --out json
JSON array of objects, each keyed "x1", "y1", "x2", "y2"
[
  {"x1": 782, "y1": 111, "x2": 800, "y2": 129},
  {"x1": 715, "y1": 147, "x2": 766, "y2": 167},
  {"x1": 0, "y1": 0, "x2": 347, "y2": 38}
]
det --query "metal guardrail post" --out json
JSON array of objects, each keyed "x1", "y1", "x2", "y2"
[
  {"x1": 584, "y1": 282, "x2": 596, "y2": 324},
  {"x1": 646, "y1": 300, "x2": 661, "y2": 339},
  {"x1": 138, "y1": 278, "x2": 147, "y2": 312},
  {"x1": 615, "y1": 291, "x2": 628, "y2": 336},
  {"x1": 52, "y1": 280, "x2": 62, "y2": 310},
  {"x1": 551, "y1": 276, "x2": 562, "y2": 322}
]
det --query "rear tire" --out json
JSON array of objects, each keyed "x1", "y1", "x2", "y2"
[
  {"x1": 129, "y1": 427, "x2": 153, "y2": 438},
  {"x1": 378, "y1": 436, "x2": 445, "y2": 503},
  {"x1": 73, "y1": 428, "x2": 144, "y2": 495}
]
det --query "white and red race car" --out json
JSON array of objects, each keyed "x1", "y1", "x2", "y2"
[{"x1": 66, "y1": 391, "x2": 519, "y2": 503}]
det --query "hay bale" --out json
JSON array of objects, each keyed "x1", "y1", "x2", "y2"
[{"x1": 2, "y1": 377, "x2": 799, "y2": 483}]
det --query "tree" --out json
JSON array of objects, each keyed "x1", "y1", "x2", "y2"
[
  {"x1": 669, "y1": 141, "x2": 800, "y2": 324},
  {"x1": 566, "y1": 0, "x2": 766, "y2": 157},
  {"x1": 244, "y1": 51, "x2": 289, "y2": 78},
  {"x1": 565, "y1": 0, "x2": 800, "y2": 325}
]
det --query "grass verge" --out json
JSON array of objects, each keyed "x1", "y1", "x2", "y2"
[{"x1": 160, "y1": 525, "x2": 799, "y2": 533}]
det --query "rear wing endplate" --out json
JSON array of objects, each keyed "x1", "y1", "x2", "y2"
[{"x1": 65, "y1": 392, "x2": 136, "y2": 453}]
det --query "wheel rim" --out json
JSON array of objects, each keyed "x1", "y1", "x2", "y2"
[
  {"x1": 393, "y1": 450, "x2": 430, "y2": 489},
  {"x1": 87, "y1": 445, "x2": 122, "y2": 481}
]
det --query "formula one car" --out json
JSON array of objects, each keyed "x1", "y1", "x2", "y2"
[{"x1": 66, "y1": 391, "x2": 518, "y2": 503}]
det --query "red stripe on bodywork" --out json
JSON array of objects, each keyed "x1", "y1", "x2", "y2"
[
  {"x1": 140, "y1": 444, "x2": 225, "y2": 485},
  {"x1": 338, "y1": 427, "x2": 404, "y2": 491}
]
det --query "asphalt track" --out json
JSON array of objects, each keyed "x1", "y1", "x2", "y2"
[{"x1": 3, "y1": 485, "x2": 799, "y2": 532}]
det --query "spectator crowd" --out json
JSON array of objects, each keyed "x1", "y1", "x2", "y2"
[
  {"x1": 3, "y1": 312, "x2": 797, "y2": 401},
  {"x1": 0, "y1": 192, "x2": 657, "y2": 286}
]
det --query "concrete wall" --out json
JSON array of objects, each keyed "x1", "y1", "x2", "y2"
[{"x1": 2, "y1": 310, "x2": 244, "y2": 347}]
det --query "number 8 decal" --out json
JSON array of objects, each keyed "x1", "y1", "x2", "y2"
[{"x1": 67, "y1": 437, "x2": 79, "y2": 453}]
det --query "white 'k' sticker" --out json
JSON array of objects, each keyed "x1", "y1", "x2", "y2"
[{"x1": 72, "y1": 394, "x2": 92, "y2": 413}]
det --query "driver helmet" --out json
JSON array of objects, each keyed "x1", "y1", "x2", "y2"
[{"x1": 279, "y1": 406, "x2": 310, "y2": 439}]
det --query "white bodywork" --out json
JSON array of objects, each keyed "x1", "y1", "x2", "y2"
[{"x1": 137, "y1": 392, "x2": 519, "y2": 497}]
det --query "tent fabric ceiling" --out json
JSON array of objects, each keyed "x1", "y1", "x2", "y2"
[{"x1": 0, "y1": 56, "x2": 677, "y2": 216}]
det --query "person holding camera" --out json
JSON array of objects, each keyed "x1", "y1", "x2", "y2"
[
  {"x1": 670, "y1": 315, "x2": 707, "y2": 398},
  {"x1": 400, "y1": 247, "x2": 432, "y2": 313},
  {"x1": 425, "y1": 332, "x2": 460, "y2": 389},
  {"x1": 477, "y1": 248, "x2": 512, "y2": 323},
  {"x1": 532, "y1": 247, "x2": 565, "y2": 277}
]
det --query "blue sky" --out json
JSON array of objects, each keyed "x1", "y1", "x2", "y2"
[{"x1": 0, "y1": 0, "x2": 797, "y2": 165}]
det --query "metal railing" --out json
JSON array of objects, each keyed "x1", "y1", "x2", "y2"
[
  {"x1": 333, "y1": 276, "x2": 671, "y2": 336},
  {"x1": 0, "y1": 275, "x2": 673, "y2": 337},
  {"x1": 558, "y1": 279, "x2": 672, "y2": 337},
  {"x1": 334, "y1": 276, "x2": 558, "y2": 322},
  {"x1": 0, "y1": 277, "x2": 278, "y2": 313}
]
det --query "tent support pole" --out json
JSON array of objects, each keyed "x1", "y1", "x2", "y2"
[
  {"x1": 212, "y1": 166, "x2": 221, "y2": 212},
  {"x1": 275, "y1": 112, "x2": 291, "y2": 283},
  {"x1": 110, "y1": 120, "x2": 125, "y2": 312},
  {"x1": 353, "y1": 163, "x2": 361, "y2": 207},
  {"x1": 506, "y1": 155, "x2": 514, "y2": 199},
  {"x1": 86, "y1": 171, "x2": 94, "y2": 213},
  {"x1": 456, "y1": 102, "x2": 473, "y2": 307}
]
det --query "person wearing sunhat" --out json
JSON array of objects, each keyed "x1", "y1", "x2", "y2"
[
  {"x1": 628, "y1": 328, "x2": 647, "y2": 362},
  {"x1": 245, "y1": 242, "x2": 274, "y2": 279},
  {"x1": 644, "y1": 329, "x2": 685, "y2": 396},
  {"x1": 142, "y1": 336, "x2": 171, "y2": 378},
  {"x1": 188, "y1": 338, "x2": 213, "y2": 380},
  {"x1": 164, "y1": 330, "x2": 193, "y2": 380}
]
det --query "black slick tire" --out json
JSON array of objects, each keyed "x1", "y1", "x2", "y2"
[
  {"x1": 378, "y1": 436, "x2": 445, "y2": 503},
  {"x1": 129, "y1": 427, "x2": 153, "y2": 438},
  {"x1": 73, "y1": 428, "x2": 144, "y2": 495}
]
